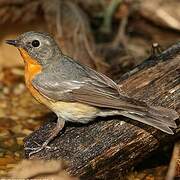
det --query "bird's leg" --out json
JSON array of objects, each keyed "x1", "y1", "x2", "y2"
[{"x1": 25, "y1": 117, "x2": 65, "y2": 157}]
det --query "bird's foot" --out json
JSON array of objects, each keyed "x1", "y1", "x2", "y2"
[
  {"x1": 24, "y1": 141, "x2": 51, "y2": 157},
  {"x1": 24, "y1": 119, "x2": 65, "y2": 157}
]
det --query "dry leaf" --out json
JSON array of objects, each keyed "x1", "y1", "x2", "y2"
[
  {"x1": 9, "y1": 159, "x2": 78, "y2": 180},
  {"x1": 140, "y1": 0, "x2": 180, "y2": 31}
]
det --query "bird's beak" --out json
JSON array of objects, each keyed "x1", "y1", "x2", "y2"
[{"x1": 6, "y1": 40, "x2": 19, "y2": 47}]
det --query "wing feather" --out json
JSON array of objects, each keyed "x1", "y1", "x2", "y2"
[{"x1": 32, "y1": 66, "x2": 147, "y2": 113}]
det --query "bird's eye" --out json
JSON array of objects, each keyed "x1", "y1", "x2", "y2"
[{"x1": 32, "y1": 40, "x2": 40, "y2": 47}]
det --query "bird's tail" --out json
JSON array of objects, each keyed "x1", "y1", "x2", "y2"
[{"x1": 119, "y1": 105, "x2": 178, "y2": 134}]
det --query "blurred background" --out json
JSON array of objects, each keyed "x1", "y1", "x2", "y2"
[{"x1": 0, "y1": 0, "x2": 180, "y2": 179}]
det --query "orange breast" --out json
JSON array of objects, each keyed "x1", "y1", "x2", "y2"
[{"x1": 18, "y1": 48, "x2": 46, "y2": 103}]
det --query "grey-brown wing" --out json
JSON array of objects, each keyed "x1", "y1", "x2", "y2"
[{"x1": 32, "y1": 66, "x2": 147, "y2": 112}]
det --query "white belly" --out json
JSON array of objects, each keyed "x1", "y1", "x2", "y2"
[{"x1": 48, "y1": 101, "x2": 100, "y2": 123}]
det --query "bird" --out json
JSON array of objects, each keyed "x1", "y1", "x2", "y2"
[{"x1": 6, "y1": 31, "x2": 178, "y2": 156}]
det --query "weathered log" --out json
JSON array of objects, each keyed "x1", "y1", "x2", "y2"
[{"x1": 24, "y1": 42, "x2": 180, "y2": 179}]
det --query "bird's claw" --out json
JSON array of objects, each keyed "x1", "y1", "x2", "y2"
[{"x1": 24, "y1": 141, "x2": 51, "y2": 157}]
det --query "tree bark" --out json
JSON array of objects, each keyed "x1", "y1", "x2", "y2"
[{"x1": 24, "y1": 42, "x2": 180, "y2": 179}]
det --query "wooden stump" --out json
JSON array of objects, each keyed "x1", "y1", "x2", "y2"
[{"x1": 24, "y1": 42, "x2": 180, "y2": 179}]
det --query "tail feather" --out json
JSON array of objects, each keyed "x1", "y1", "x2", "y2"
[
  {"x1": 120, "y1": 106, "x2": 178, "y2": 134},
  {"x1": 148, "y1": 106, "x2": 178, "y2": 121},
  {"x1": 147, "y1": 106, "x2": 178, "y2": 128}
]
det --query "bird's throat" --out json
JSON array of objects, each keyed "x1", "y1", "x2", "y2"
[
  {"x1": 18, "y1": 48, "x2": 42, "y2": 81},
  {"x1": 18, "y1": 48, "x2": 40, "y2": 65}
]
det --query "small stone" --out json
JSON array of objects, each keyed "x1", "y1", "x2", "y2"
[
  {"x1": 14, "y1": 152, "x2": 20, "y2": 157},
  {"x1": 11, "y1": 125, "x2": 22, "y2": 134},
  {"x1": 13, "y1": 83, "x2": 25, "y2": 95},
  {"x1": 11, "y1": 68, "x2": 24, "y2": 76},
  {"x1": 2, "y1": 87, "x2": 10, "y2": 95},
  {"x1": 16, "y1": 137, "x2": 24, "y2": 145},
  {"x1": 22, "y1": 129, "x2": 33, "y2": 135}
]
